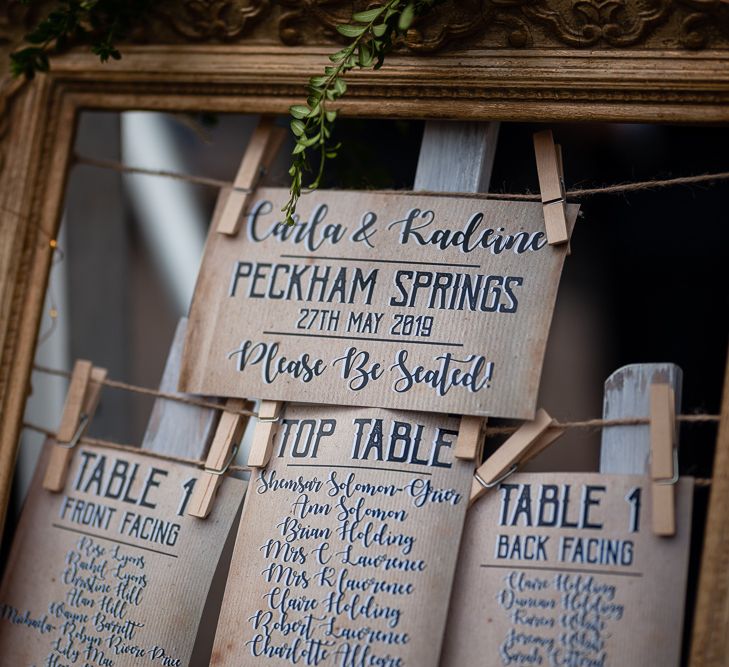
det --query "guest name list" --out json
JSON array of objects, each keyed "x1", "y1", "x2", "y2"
[
  {"x1": 441, "y1": 473, "x2": 694, "y2": 667},
  {"x1": 0, "y1": 444, "x2": 245, "y2": 666},
  {"x1": 210, "y1": 405, "x2": 474, "y2": 667}
]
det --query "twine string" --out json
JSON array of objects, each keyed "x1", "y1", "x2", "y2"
[
  {"x1": 74, "y1": 154, "x2": 729, "y2": 203},
  {"x1": 25, "y1": 370, "x2": 719, "y2": 484},
  {"x1": 23, "y1": 422, "x2": 252, "y2": 473},
  {"x1": 77, "y1": 156, "x2": 245, "y2": 191},
  {"x1": 33, "y1": 364, "x2": 255, "y2": 418},
  {"x1": 484, "y1": 414, "x2": 720, "y2": 436},
  {"x1": 33, "y1": 362, "x2": 720, "y2": 427},
  {"x1": 21, "y1": 420, "x2": 712, "y2": 485},
  {"x1": 22, "y1": 154, "x2": 723, "y2": 488}
]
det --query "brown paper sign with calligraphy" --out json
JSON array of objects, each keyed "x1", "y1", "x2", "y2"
[
  {"x1": 0, "y1": 442, "x2": 246, "y2": 666},
  {"x1": 441, "y1": 472, "x2": 693, "y2": 667},
  {"x1": 180, "y1": 189, "x2": 579, "y2": 419},
  {"x1": 210, "y1": 404, "x2": 474, "y2": 667}
]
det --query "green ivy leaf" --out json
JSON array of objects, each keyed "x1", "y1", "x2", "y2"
[
  {"x1": 289, "y1": 105, "x2": 310, "y2": 119},
  {"x1": 329, "y1": 48, "x2": 349, "y2": 62},
  {"x1": 358, "y1": 43, "x2": 373, "y2": 67},
  {"x1": 284, "y1": 0, "x2": 446, "y2": 225},
  {"x1": 290, "y1": 119, "x2": 306, "y2": 136},
  {"x1": 372, "y1": 23, "x2": 388, "y2": 37},
  {"x1": 309, "y1": 75, "x2": 329, "y2": 88},
  {"x1": 336, "y1": 24, "x2": 367, "y2": 37},
  {"x1": 398, "y1": 3, "x2": 415, "y2": 30},
  {"x1": 301, "y1": 133, "x2": 321, "y2": 147},
  {"x1": 352, "y1": 7, "x2": 385, "y2": 22}
]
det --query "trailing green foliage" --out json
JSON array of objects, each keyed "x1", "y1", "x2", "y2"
[
  {"x1": 10, "y1": 0, "x2": 443, "y2": 225},
  {"x1": 10, "y1": 0, "x2": 154, "y2": 79},
  {"x1": 283, "y1": 0, "x2": 444, "y2": 225}
]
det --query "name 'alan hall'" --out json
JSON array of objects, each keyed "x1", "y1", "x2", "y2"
[{"x1": 227, "y1": 340, "x2": 494, "y2": 396}]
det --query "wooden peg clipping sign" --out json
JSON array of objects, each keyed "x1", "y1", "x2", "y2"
[
  {"x1": 651, "y1": 383, "x2": 678, "y2": 536},
  {"x1": 533, "y1": 130, "x2": 570, "y2": 246},
  {"x1": 455, "y1": 415, "x2": 486, "y2": 461},
  {"x1": 217, "y1": 118, "x2": 286, "y2": 236},
  {"x1": 247, "y1": 399, "x2": 283, "y2": 468},
  {"x1": 43, "y1": 360, "x2": 107, "y2": 492},
  {"x1": 188, "y1": 397, "x2": 248, "y2": 519},
  {"x1": 470, "y1": 408, "x2": 565, "y2": 505}
]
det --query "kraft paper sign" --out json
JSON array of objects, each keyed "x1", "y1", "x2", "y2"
[
  {"x1": 441, "y1": 472, "x2": 693, "y2": 667},
  {"x1": 210, "y1": 404, "x2": 473, "y2": 667},
  {"x1": 181, "y1": 189, "x2": 579, "y2": 418},
  {"x1": 0, "y1": 442, "x2": 246, "y2": 666}
]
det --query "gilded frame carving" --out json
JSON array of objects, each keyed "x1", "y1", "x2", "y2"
[{"x1": 1, "y1": 4, "x2": 729, "y2": 663}]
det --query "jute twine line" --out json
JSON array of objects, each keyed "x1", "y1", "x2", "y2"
[
  {"x1": 22, "y1": 156, "x2": 723, "y2": 486},
  {"x1": 34, "y1": 363, "x2": 719, "y2": 428},
  {"x1": 23, "y1": 422, "x2": 253, "y2": 473},
  {"x1": 74, "y1": 154, "x2": 729, "y2": 203},
  {"x1": 21, "y1": 421, "x2": 712, "y2": 485},
  {"x1": 34, "y1": 364, "x2": 255, "y2": 418}
]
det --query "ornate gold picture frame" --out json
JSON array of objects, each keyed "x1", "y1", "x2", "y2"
[{"x1": 1, "y1": 3, "x2": 728, "y2": 664}]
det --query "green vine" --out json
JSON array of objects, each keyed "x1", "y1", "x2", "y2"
[
  {"x1": 10, "y1": 1, "x2": 443, "y2": 223},
  {"x1": 10, "y1": 0, "x2": 153, "y2": 79},
  {"x1": 283, "y1": 0, "x2": 444, "y2": 225}
]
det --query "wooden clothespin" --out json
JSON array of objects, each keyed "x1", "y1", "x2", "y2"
[
  {"x1": 650, "y1": 383, "x2": 678, "y2": 536},
  {"x1": 247, "y1": 400, "x2": 284, "y2": 468},
  {"x1": 43, "y1": 360, "x2": 107, "y2": 492},
  {"x1": 469, "y1": 408, "x2": 565, "y2": 506},
  {"x1": 534, "y1": 129, "x2": 569, "y2": 246},
  {"x1": 188, "y1": 398, "x2": 248, "y2": 519},
  {"x1": 455, "y1": 415, "x2": 487, "y2": 461},
  {"x1": 217, "y1": 117, "x2": 287, "y2": 235}
]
